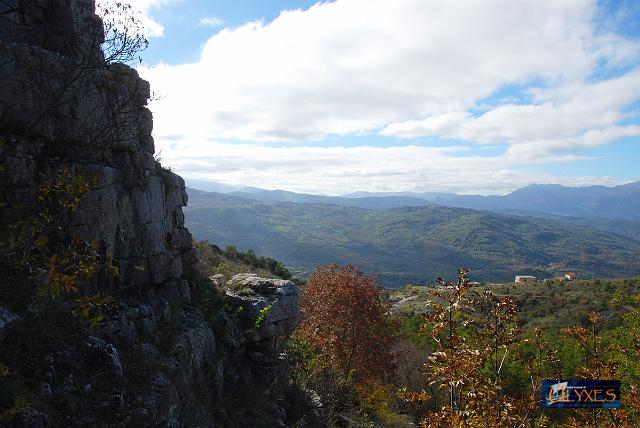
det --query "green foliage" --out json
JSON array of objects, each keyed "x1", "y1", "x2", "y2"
[
  {"x1": 213, "y1": 260, "x2": 237, "y2": 280},
  {"x1": 391, "y1": 274, "x2": 640, "y2": 426},
  {"x1": 190, "y1": 276, "x2": 241, "y2": 328},
  {"x1": 222, "y1": 245, "x2": 292, "y2": 279},
  {"x1": 255, "y1": 305, "x2": 271, "y2": 329},
  {"x1": 193, "y1": 239, "x2": 295, "y2": 281},
  {"x1": 395, "y1": 315, "x2": 430, "y2": 348},
  {"x1": 609, "y1": 292, "x2": 640, "y2": 395},
  {"x1": 392, "y1": 278, "x2": 640, "y2": 330},
  {"x1": 0, "y1": 167, "x2": 118, "y2": 320}
]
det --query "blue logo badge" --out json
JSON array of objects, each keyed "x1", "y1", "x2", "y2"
[{"x1": 541, "y1": 380, "x2": 620, "y2": 408}]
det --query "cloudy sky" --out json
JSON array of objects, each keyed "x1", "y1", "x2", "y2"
[{"x1": 100, "y1": 0, "x2": 640, "y2": 195}]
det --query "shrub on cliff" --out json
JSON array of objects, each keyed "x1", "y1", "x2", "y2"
[{"x1": 0, "y1": 166, "x2": 120, "y2": 331}]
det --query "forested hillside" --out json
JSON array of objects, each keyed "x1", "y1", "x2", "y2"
[{"x1": 185, "y1": 189, "x2": 640, "y2": 287}]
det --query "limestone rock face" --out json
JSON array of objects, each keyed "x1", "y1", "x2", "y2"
[
  {"x1": 0, "y1": 0, "x2": 193, "y2": 290},
  {"x1": 133, "y1": 306, "x2": 216, "y2": 426},
  {"x1": 225, "y1": 273, "x2": 299, "y2": 358},
  {"x1": 0, "y1": 0, "x2": 104, "y2": 64}
]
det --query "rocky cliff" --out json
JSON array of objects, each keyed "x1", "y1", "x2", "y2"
[
  {"x1": 0, "y1": 0, "x2": 192, "y2": 288},
  {"x1": 0, "y1": 1, "x2": 310, "y2": 426}
]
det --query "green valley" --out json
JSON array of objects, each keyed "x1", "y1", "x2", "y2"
[{"x1": 185, "y1": 189, "x2": 640, "y2": 287}]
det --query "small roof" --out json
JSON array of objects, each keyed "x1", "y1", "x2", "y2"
[{"x1": 565, "y1": 271, "x2": 576, "y2": 276}]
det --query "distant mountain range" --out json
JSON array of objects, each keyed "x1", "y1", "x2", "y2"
[
  {"x1": 184, "y1": 187, "x2": 640, "y2": 287},
  {"x1": 351, "y1": 182, "x2": 640, "y2": 222},
  {"x1": 185, "y1": 179, "x2": 640, "y2": 222},
  {"x1": 228, "y1": 187, "x2": 436, "y2": 211}
]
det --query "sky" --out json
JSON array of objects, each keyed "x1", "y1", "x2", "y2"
[{"x1": 97, "y1": 0, "x2": 640, "y2": 195}]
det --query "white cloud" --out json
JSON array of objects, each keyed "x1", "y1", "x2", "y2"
[
  {"x1": 135, "y1": 0, "x2": 640, "y2": 193},
  {"x1": 505, "y1": 125, "x2": 640, "y2": 159},
  {"x1": 382, "y1": 70, "x2": 640, "y2": 158},
  {"x1": 161, "y1": 138, "x2": 622, "y2": 196},
  {"x1": 381, "y1": 70, "x2": 640, "y2": 144},
  {"x1": 199, "y1": 16, "x2": 224, "y2": 27},
  {"x1": 141, "y1": 0, "x2": 638, "y2": 141}
]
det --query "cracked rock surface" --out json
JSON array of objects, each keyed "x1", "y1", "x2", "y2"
[{"x1": 0, "y1": 0, "x2": 193, "y2": 290}]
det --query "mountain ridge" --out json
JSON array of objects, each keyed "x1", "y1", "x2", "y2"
[{"x1": 186, "y1": 179, "x2": 640, "y2": 221}]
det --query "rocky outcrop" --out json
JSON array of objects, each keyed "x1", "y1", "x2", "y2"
[
  {"x1": 1, "y1": 270, "x2": 307, "y2": 426},
  {"x1": 0, "y1": 0, "x2": 193, "y2": 289},
  {"x1": 98, "y1": 290, "x2": 219, "y2": 426},
  {"x1": 225, "y1": 273, "x2": 299, "y2": 359},
  {"x1": 94, "y1": 274, "x2": 300, "y2": 426}
]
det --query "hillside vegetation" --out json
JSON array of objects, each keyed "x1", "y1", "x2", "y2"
[
  {"x1": 391, "y1": 277, "x2": 640, "y2": 331},
  {"x1": 289, "y1": 269, "x2": 640, "y2": 426},
  {"x1": 185, "y1": 189, "x2": 640, "y2": 287},
  {"x1": 192, "y1": 240, "x2": 297, "y2": 282}
]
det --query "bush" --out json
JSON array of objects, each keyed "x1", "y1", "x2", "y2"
[{"x1": 299, "y1": 264, "x2": 396, "y2": 383}]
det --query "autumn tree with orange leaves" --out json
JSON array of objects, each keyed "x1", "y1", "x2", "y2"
[
  {"x1": 294, "y1": 264, "x2": 398, "y2": 423},
  {"x1": 299, "y1": 264, "x2": 396, "y2": 384},
  {"x1": 403, "y1": 269, "x2": 532, "y2": 427}
]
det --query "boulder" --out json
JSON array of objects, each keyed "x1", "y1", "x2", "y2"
[{"x1": 225, "y1": 274, "x2": 299, "y2": 357}]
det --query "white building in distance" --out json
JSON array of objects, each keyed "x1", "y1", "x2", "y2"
[{"x1": 515, "y1": 275, "x2": 537, "y2": 283}]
